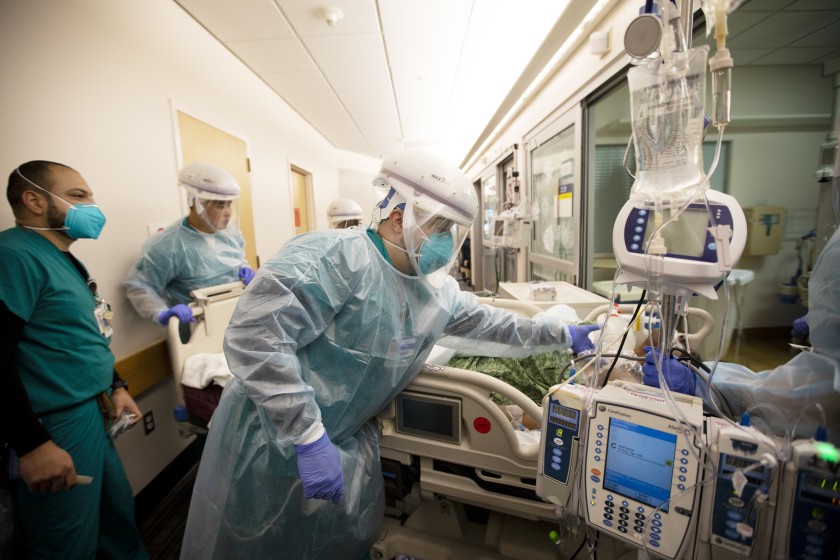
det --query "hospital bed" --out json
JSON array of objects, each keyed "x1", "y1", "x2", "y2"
[
  {"x1": 164, "y1": 283, "x2": 716, "y2": 558},
  {"x1": 374, "y1": 297, "x2": 716, "y2": 560},
  {"x1": 165, "y1": 281, "x2": 244, "y2": 431}
]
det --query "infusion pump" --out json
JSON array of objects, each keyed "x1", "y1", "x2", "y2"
[
  {"x1": 537, "y1": 380, "x2": 840, "y2": 560},
  {"x1": 491, "y1": 215, "x2": 531, "y2": 249}
]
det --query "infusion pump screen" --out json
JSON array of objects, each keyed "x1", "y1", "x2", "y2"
[
  {"x1": 642, "y1": 207, "x2": 709, "y2": 258},
  {"x1": 603, "y1": 418, "x2": 677, "y2": 511}
]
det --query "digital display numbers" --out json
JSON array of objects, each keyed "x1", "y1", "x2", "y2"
[
  {"x1": 802, "y1": 475, "x2": 840, "y2": 495},
  {"x1": 550, "y1": 404, "x2": 579, "y2": 431},
  {"x1": 724, "y1": 455, "x2": 757, "y2": 470}
]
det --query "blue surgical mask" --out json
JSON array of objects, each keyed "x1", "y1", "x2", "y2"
[
  {"x1": 15, "y1": 168, "x2": 106, "y2": 239},
  {"x1": 417, "y1": 232, "x2": 454, "y2": 274},
  {"x1": 62, "y1": 203, "x2": 107, "y2": 239}
]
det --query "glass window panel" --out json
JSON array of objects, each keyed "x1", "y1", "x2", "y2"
[
  {"x1": 482, "y1": 174, "x2": 498, "y2": 244},
  {"x1": 531, "y1": 261, "x2": 574, "y2": 283},
  {"x1": 530, "y1": 125, "x2": 576, "y2": 262}
]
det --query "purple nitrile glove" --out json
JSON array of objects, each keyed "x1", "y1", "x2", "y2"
[
  {"x1": 791, "y1": 316, "x2": 809, "y2": 340},
  {"x1": 642, "y1": 346, "x2": 696, "y2": 395},
  {"x1": 294, "y1": 430, "x2": 344, "y2": 504},
  {"x1": 239, "y1": 265, "x2": 256, "y2": 285},
  {"x1": 568, "y1": 324, "x2": 600, "y2": 355},
  {"x1": 156, "y1": 304, "x2": 194, "y2": 326}
]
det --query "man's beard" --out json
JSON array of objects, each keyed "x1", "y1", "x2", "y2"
[{"x1": 47, "y1": 199, "x2": 71, "y2": 239}]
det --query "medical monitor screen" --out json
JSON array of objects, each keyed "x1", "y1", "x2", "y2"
[
  {"x1": 396, "y1": 393, "x2": 460, "y2": 443},
  {"x1": 602, "y1": 417, "x2": 677, "y2": 511},
  {"x1": 642, "y1": 207, "x2": 709, "y2": 258}
]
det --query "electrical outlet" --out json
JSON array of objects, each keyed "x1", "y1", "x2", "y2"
[{"x1": 143, "y1": 411, "x2": 155, "y2": 435}]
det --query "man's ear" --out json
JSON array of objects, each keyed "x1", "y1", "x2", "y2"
[
  {"x1": 21, "y1": 190, "x2": 47, "y2": 216},
  {"x1": 389, "y1": 208, "x2": 404, "y2": 234}
]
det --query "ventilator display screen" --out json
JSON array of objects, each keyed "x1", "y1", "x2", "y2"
[
  {"x1": 603, "y1": 417, "x2": 677, "y2": 511},
  {"x1": 396, "y1": 393, "x2": 460, "y2": 444}
]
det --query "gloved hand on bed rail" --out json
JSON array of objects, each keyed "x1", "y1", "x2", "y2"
[
  {"x1": 156, "y1": 304, "x2": 194, "y2": 326},
  {"x1": 239, "y1": 265, "x2": 256, "y2": 286},
  {"x1": 642, "y1": 346, "x2": 696, "y2": 395},
  {"x1": 294, "y1": 428, "x2": 343, "y2": 504},
  {"x1": 568, "y1": 324, "x2": 600, "y2": 355}
]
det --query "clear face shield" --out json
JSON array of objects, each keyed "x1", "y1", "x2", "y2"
[
  {"x1": 329, "y1": 217, "x2": 363, "y2": 229},
  {"x1": 193, "y1": 195, "x2": 239, "y2": 233},
  {"x1": 402, "y1": 201, "x2": 470, "y2": 288}
]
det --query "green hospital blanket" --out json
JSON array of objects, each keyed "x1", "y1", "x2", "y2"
[{"x1": 446, "y1": 349, "x2": 573, "y2": 405}]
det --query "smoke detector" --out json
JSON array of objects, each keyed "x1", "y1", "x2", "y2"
[{"x1": 317, "y1": 6, "x2": 344, "y2": 27}]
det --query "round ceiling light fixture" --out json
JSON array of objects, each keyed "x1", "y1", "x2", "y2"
[{"x1": 317, "y1": 6, "x2": 344, "y2": 27}]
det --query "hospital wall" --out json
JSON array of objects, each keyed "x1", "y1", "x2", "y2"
[
  {"x1": 0, "y1": 0, "x2": 378, "y2": 493},
  {"x1": 467, "y1": 1, "x2": 831, "y2": 331}
]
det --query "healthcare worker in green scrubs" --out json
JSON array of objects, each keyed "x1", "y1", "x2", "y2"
[{"x1": 0, "y1": 160, "x2": 147, "y2": 559}]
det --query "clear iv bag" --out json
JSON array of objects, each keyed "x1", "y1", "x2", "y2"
[{"x1": 627, "y1": 46, "x2": 710, "y2": 205}]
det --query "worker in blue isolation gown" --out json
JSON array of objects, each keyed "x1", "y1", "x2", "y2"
[
  {"x1": 122, "y1": 162, "x2": 255, "y2": 327},
  {"x1": 327, "y1": 197, "x2": 365, "y2": 229},
  {"x1": 645, "y1": 146, "x2": 840, "y2": 444},
  {"x1": 179, "y1": 149, "x2": 600, "y2": 559}
]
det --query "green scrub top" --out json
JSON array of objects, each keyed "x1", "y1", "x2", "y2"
[{"x1": 0, "y1": 226, "x2": 114, "y2": 415}]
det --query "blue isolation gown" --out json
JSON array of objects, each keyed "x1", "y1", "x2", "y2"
[
  {"x1": 180, "y1": 228, "x2": 576, "y2": 559},
  {"x1": 704, "y1": 227, "x2": 840, "y2": 444},
  {"x1": 122, "y1": 218, "x2": 247, "y2": 322}
]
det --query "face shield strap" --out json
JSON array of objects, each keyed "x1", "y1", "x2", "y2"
[{"x1": 374, "y1": 187, "x2": 407, "y2": 224}]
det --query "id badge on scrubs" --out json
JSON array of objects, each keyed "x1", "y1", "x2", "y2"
[{"x1": 94, "y1": 298, "x2": 114, "y2": 338}]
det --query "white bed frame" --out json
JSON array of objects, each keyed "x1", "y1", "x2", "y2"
[
  {"x1": 165, "y1": 281, "x2": 244, "y2": 411},
  {"x1": 374, "y1": 295, "x2": 715, "y2": 560}
]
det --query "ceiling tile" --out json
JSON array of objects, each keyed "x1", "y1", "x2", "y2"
[
  {"x1": 303, "y1": 33, "x2": 387, "y2": 69},
  {"x1": 790, "y1": 19, "x2": 840, "y2": 48},
  {"x1": 227, "y1": 38, "x2": 314, "y2": 73},
  {"x1": 378, "y1": 0, "x2": 472, "y2": 34},
  {"x1": 728, "y1": 47, "x2": 778, "y2": 65},
  {"x1": 727, "y1": 11, "x2": 835, "y2": 48},
  {"x1": 787, "y1": 0, "x2": 840, "y2": 11},
  {"x1": 262, "y1": 69, "x2": 332, "y2": 96},
  {"x1": 383, "y1": 30, "x2": 464, "y2": 72},
  {"x1": 738, "y1": 0, "x2": 796, "y2": 11},
  {"x1": 175, "y1": 0, "x2": 293, "y2": 41},
  {"x1": 812, "y1": 48, "x2": 840, "y2": 64},
  {"x1": 753, "y1": 46, "x2": 840, "y2": 64},
  {"x1": 325, "y1": 67, "x2": 400, "y2": 130},
  {"x1": 725, "y1": 10, "x2": 773, "y2": 39},
  {"x1": 277, "y1": 0, "x2": 380, "y2": 37},
  {"x1": 292, "y1": 91, "x2": 371, "y2": 148}
]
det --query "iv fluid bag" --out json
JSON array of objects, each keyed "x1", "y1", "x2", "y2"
[{"x1": 628, "y1": 46, "x2": 710, "y2": 205}]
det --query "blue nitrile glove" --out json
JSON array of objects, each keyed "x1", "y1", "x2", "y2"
[
  {"x1": 239, "y1": 265, "x2": 255, "y2": 285},
  {"x1": 156, "y1": 304, "x2": 194, "y2": 326},
  {"x1": 294, "y1": 430, "x2": 344, "y2": 504},
  {"x1": 568, "y1": 324, "x2": 600, "y2": 355},
  {"x1": 642, "y1": 346, "x2": 695, "y2": 395},
  {"x1": 792, "y1": 316, "x2": 809, "y2": 340}
]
